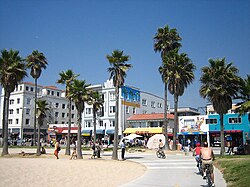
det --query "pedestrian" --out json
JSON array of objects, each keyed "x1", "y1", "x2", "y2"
[
  {"x1": 70, "y1": 147, "x2": 77, "y2": 160},
  {"x1": 91, "y1": 142, "x2": 97, "y2": 159},
  {"x1": 54, "y1": 139, "x2": 60, "y2": 159},
  {"x1": 121, "y1": 139, "x2": 126, "y2": 160}
]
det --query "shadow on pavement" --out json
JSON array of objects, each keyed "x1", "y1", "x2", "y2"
[{"x1": 126, "y1": 156, "x2": 144, "y2": 160}]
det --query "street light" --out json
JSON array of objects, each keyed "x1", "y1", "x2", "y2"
[{"x1": 20, "y1": 107, "x2": 26, "y2": 144}]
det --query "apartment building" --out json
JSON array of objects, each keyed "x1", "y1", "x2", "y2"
[
  {"x1": 0, "y1": 80, "x2": 165, "y2": 142},
  {"x1": 0, "y1": 82, "x2": 77, "y2": 141},
  {"x1": 82, "y1": 80, "x2": 166, "y2": 140}
]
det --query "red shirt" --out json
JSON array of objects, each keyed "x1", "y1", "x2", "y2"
[{"x1": 195, "y1": 147, "x2": 202, "y2": 156}]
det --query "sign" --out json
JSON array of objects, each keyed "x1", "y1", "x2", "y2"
[{"x1": 121, "y1": 86, "x2": 140, "y2": 108}]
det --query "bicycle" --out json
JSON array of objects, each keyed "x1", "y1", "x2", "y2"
[
  {"x1": 204, "y1": 164, "x2": 213, "y2": 187},
  {"x1": 156, "y1": 148, "x2": 166, "y2": 159}
]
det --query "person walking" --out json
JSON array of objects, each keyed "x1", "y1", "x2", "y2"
[
  {"x1": 54, "y1": 139, "x2": 60, "y2": 159},
  {"x1": 121, "y1": 139, "x2": 126, "y2": 160}
]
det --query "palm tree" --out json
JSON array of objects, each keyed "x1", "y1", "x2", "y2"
[
  {"x1": 26, "y1": 50, "x2": 48, "y2": 146},
  {"x1": 200, "y1": 58, "x2": 242, "y2": 155},
  {"x1": 57, "y1": 70, "x2": 79, "y2": 155},
  {"x1": 161, "y1": 50, "x2": 195, "y2": 150},
  {"x1": 107, "y1": 50, "x2": 132, "y2": 160},
  {"x1": 88, "y1": 91, "x2": 104, "y2": 144},
  {"x1": 236, "y1": 74, "x2": 250, "y2": 114},
  {"x1": 154, "y1": 25, "x2": 182, "y2": 149},
  {"x1": 0, "y1": 49, "x2": 27, "y2": 155},
  {"x1": 68, "y1": 79, "x2": 91, "y2": 159},
  {"x1": 36, "y1": 99, "x2": 50, "y2": 156}
]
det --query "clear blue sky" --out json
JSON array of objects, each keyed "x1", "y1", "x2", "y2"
[{"x1": 0, "y1": 0, "x2": 249, "y2": 110}]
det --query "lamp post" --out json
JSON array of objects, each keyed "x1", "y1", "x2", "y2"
[{"x1": 20, "y1": 107, "x2": 26, "y2": 145}]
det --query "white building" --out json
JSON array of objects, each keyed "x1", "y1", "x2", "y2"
[
  {"x1": 1, "y1": 80, "x2": 165, "y2": 141},
  {"x1": 82, "y1": 80, "x2": 165, "y2": 138},
  {"x1": 0, "y1": 82, "x2": 77, "y2": 141}
]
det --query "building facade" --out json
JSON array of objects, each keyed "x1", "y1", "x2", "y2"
[
  {"x1": 0, "y1": 82, "x2": 78, "y2": 142},
  {"x1": 0, "y1": 80, "x2": 165, "y2": 143},
  {"x1": 82, "y1": 80, "x2": 165, "y2": 141}
]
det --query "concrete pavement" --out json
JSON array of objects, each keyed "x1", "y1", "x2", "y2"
[{"x1": 120, "y1": 150, "x2": 227, "y2": 187}]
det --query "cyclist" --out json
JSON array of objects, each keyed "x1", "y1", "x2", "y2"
[
  {"x1": 193, "y1": 142, "x2": 202, "y2": 167},
  {"x1": 158, "y1": 139, "x2": 164, "y2": 153},
  {"x1": 199, "y1": 141, "x2": 215, "y2": 187}
]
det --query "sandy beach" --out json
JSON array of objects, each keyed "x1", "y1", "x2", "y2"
[{"x1": 0, "y1": 148, "x2": 146, "y2": 187}]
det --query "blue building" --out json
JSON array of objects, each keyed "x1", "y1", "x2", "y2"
[{"x1": 208, "y1": 113, "x2": 250, "y2": 146}]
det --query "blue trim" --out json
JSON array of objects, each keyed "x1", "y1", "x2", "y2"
[
  {"x1": 81, "y1": 129, "x2": 92, "y2": 134},
  {"x1": 106, "y1": 129, "x2": 115, "y2": 134},
  {"x1": 96, "y1": 129, "x2": 105, "y2": 135},
  {"x1": 178, "y1": 132, "x2": 207, "y2": 135}
]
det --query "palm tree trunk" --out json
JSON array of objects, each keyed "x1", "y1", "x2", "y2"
[
  {"x1": 1, "y1": 95, "x2": 6, "y2": 146},
  {"x1": 220, "y1": 113, "x2": 225, "y2": 156},
  {"x1": 112, "y1": 87, "x2": 119, "y2": 160},
  {"x1": 93, "y1": 105, "x2": 97, "y2": 144},
  {"x1": 76, "y1": 110, "x2": 83, "y2": 159},
  {"x1": 172, "y1": 93, "x2": 179, "y2": 151},
  {"x1": 1, "y1": 91, "x2": 10, "y2": 156},
  {"x1": 164, "y1": 83, "x2": 169, "y2": 149},
  {"x1": 65, "y1": 98, "x2": 72, "y2": 155},
  {"x1": 33, "y1": 78, "x2": 37, "y2": 146},
  {"x1": 36, "y1": 119, "x2": 41, "y2": 156}
]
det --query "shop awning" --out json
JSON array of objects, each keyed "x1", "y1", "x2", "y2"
[
  {"x1": 62, "y1": 130, "x2": 78, "y2": 134},
  {"x1": 106, "y1": 129, "x2": 115, "y2": 135},
  {"x1": 178, "y1": 131, "x2": 207, "y2": 135},
  {"x1": 123, "y1": 127, "x2": 163, "y2": 134},
  {"x1": 81, "y1": 129, "x2": 92, "y2": 136},
  {"x1": 96, "y1": 129, "x2": 105, "y2": 135}
]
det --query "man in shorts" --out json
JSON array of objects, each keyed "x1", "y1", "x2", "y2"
[{"x1": 200, "y1": 141, "x2": 215, "y2": 187}]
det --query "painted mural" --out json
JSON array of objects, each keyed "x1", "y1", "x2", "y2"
[
  {"x1": 179, "y1": 115, "x2": 209, "y2": 133},
  {"x1": 121, "y1": 86, "x2": 140, "y2": 108}
]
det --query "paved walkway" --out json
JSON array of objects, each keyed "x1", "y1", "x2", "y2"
[{"x1": 120, "y1": 151, "x2": 227, "y2": 187}]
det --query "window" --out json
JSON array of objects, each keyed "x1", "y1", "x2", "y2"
[
  {"x1": 30, "y1": 87, "x2": 34, "y2": 92},
  {"x1": 99, "y1": 121, "x2": 104, "y2": 127},
  {"x1": 126, "y1": 106, "x2": 129, "y2": 114},
  {"x1": 132, "y1": 107, "x2": 136, "y2": 114},
  {"x1": 109, "y1": 106, "x2": 116, "y2": 114},
  {"x1": 86, "y1": 121, "x2": 91, "y2": 127},
  {"x1": 47, "y1": 90, "x2": 50, "y2": 95},
  {"x1": 16, "y1": 109, "x2": 19, "y2": 114},
  {"x1": 16, "y1": 119, "x2": 19, "y2": 124},
  {"x1": 151, "y1": 101, "x2": 155, "y2": 108},
  {"x1": 55, "y1": 103, "x2": 59, "y2": 108},
  {"x1": 110, "y1": 120, "x2": 115, "y2": 127},
  {"x1": 17, "y1": 98, "x2": 20, "y2": 104},
  {"x1": 9, "y1": 109, "x2": 14, "y2": 114},
  {"x1": 20, "y1": 86, "x2": 22, "y2": 91},
  {"x1": 10, "y1": 99, "x2": 14, "y2": 105},
  {"x1": 62, "y1": 104, "x2": 66, "y2": 109},
  {"x1": 27, "y1": 98, "x2": 31, "y2": 105},
  {"x1": 142, "y1": 99, "x2": 147, "y2": 106},
  {"x1": 206, "y1": 118, "x2": 217, "y2": 124},
  {"x1": 26, "y1": 86, "x2": 29, "y2": 91},
  {"x1": 229, "y1": 117, "x2": 242, "y2": 124},
  {"x1": 86, "y1": 108, "x2": 92, "y2": 115},
  {"x1": 8, "y1": 119, "x2": 13, "y2": 124},
  {"x1": 51, "y1": 91, "x2": 54, "y2": 95},
  {"x1": 26, "y1": 109, "x2": 30, "y2": 115},
  {"x1": 62, "y1": 113, "x2": 65, "y2": 118},
  {"x1": 109, "y1": 92, "x2": 115, "y2": 100},
  {"x1": 62, "y1": 121, "x2": 65, "y2": 124},
  {"x1": 55, "y1": 121, "x2": 58, "y2": 124},
  {"x1": 72, "y1": 105, "x2": 75, "y2": 110},
  {"x1": 25, "y1": 119, "x2": 30, "y2": 125},
  {"x1": 57, "y1": 92, "x2": 60, "y2": 97},
  {"x1": 71, "y1": 114, "x2": 75, "y2": 119},
  {"x1": 55, "y1": 112, "x2": 59, "y2": 118},
  {"x1": 157, "y1": 102, "x2": 162, "y2": 108}
]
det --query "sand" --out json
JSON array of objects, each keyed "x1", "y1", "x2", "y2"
[{"x1": 0, "y1": 148, "x2": 146, "y2": 187}]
